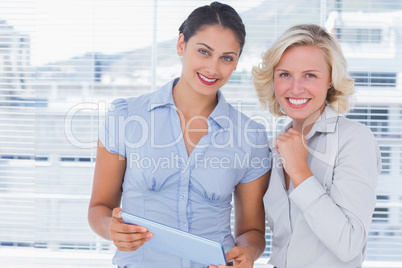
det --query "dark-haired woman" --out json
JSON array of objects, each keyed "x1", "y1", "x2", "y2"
[{"x1": 88, "y1": 2, "x2": 270, "y2": 267}]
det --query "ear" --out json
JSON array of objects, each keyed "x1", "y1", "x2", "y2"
[{"x1": 177, "y1": 33, "x2": 185, "y2": 56}]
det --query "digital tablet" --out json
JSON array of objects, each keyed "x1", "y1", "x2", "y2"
[{"x1": 120, "y1": 212, "x2": 228, "y2": 266}]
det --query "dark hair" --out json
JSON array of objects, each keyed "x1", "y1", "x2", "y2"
[{"x1": 178, "y1": 1, "x2": 246, "y2": 55}]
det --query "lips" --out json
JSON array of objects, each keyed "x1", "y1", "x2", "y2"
[
  {"x1": 197, "y1": 73, "x2": 218, "y2": 85},
  {"x1": 286, "y1": 98, "x2": 311, "y2": 108}
]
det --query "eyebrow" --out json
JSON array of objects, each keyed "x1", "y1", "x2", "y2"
[
  {"x1": 303, "y1": 69, "x2": 322, "y2": 73},
  {"x1": 196, "y1": 42, "x2": 238, "y2": 56},
  {"x1": 275, "y1": 68, "x2": 322, "y2": 73}
]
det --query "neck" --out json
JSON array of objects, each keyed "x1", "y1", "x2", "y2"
[
  {"x1": 292, "y1": 120, "x2": 314, "y2": 135},
  {"x1": 292, "y1": 105, "x2": 326, "y2": 135},
  {"x1": 172, "y1": 81, "x2": 218, "y2": 118}
]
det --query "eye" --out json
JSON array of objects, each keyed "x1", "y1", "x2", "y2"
[
  {"x1": 279, "y1": 72, "x2": 290, "y2": 77},
  {"x1": 221, "y1": 56, "x2": 234, "y2": 62},
  {"x1": 306, "y1": 73, "x2": 317, "y2": 78},
  {"x1": 198, "y1": 49, "x2": 209, "y2": 56}
]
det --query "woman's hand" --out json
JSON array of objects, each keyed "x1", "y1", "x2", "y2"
[
  {"x1": 275, "y1": 128, "x2": 312, "y2": 187},
  {"x1": 210, "y1": 171, "x2": 269, "y2": 268},
  {"x1": 209, "y1": 245, "x2": 253, "y2": 268},
  {"x1": 224, "y1": 245, "x2": 254, "y2": 267},
  {"x1": 109, "y1": 208, "x2": 153, "y2": 251}
]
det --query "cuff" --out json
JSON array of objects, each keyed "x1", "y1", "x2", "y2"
[{"x1": 289, "y1": 176, "x2": 325, "y2": 212}]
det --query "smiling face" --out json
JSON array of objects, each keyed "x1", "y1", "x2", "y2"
[
  {"x1": 176, "y1": 25, "x2": 240, "y2": 99},
  {"x1": 274, "y1": 45, "x2": 332, "y2": 126}
]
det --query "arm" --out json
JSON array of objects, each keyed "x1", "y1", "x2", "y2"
[
  {"x1": 277, "y1": 126, "x2": 380, "y2": 261},
  {"x1": 233, "y1": 171, "x2": 270, "y2": 262},
  {"x1": 88, "y1": 139, "x2": 152, "y2": 251},
  {"x1": 212, "y1": 171, "x2": 269, "y2": 268}
]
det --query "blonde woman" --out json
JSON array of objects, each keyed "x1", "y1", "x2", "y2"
[{"x1": 252, "y1": 24, "x2": 381, "y2": 268}]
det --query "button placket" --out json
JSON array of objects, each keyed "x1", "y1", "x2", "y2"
[
  {"x1": 178, "y1": 165, "x2": 190, "y2": 232},
  {"x1": 176, "y1": 121, "x2": 215, "y2": 234}
]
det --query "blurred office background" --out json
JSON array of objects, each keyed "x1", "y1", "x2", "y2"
[{"x1": 0, "y1": 0, "x2": 401, "y2": 267}]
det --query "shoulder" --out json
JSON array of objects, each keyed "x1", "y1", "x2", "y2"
[
  {"x1": 337, "y1": 116, "x2": 376, "y2": 142},
  {"x1": 106, "y1": 98, "x2": 128, "y2": 117},
  {"x1": 227, "y1": 103, "x2": 266, "y2": 130},
  {"x1": 227, "y1": 103, "x2": 268, "y2": 145},
  {"x1": 336, "y1": 116, "x2": 380, "y2": 164},
  {"x1": 335, "y1": 115, "x2": 382, "y2": 174},
  {"x1": 108, "y1": 91, "x2": 155, "y2": 117}
]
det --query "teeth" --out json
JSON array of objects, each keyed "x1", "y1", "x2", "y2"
[
  {"x1": 288, "y1": 98, "x2": 309, "y2": 105},
  {"x1": 199, "y1": 73, "x2": 217, "y2": 83}
]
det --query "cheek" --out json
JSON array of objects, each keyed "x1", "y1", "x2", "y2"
[
  {"x1": 221, "y1": 65, "x2": 236, "y2": 78},
  {"x1": 315, "y1": 83, "x2": 330, "y2": 98},
  {"x1": 181, "y1": 55, "x2": 193, "y2": 69},
  {"x1": 274, "y1": 80, "x2": 286, "y2": 96}
]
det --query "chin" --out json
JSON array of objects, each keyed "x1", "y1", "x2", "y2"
[
  {"x1": 286, "y1": 111, "x2": 309, "y2": 121},
  {"x1": 196, "y1": 86, "x2": 220, "y2": 96}
]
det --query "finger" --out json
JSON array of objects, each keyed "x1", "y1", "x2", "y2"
[
  {"x1": 110, "y1": 218, "x2": 149, "y2": 238},
  {"x1": 273, "y1": 139, "x2": 279, "y2": 154},
  {"x1": 224, "y1": 247, "x2": 240, "y2": 264},
  {"x1": 282, "y1": 131, "x2": 293, "y2": 137},
  {"x1": 115, "y1": 237, "x2": 150, "y2": 251},
  {"x1": 112, "y1": 229, "x2": 153, "y2": 249},
  {"x1": 118, "y1": 221, "x2": 148, "y2": 234},
  {"x1": 111, "y1": 209, "x2": 148, "y2": 233},
  {"x1": 275, "y1": 135, "x2": 287, "y2": 141},
  {"x1": 112, "y1": 207, "x2": 124, "y2": 218},
  {"x1": 281, "y1": 131, "x2": 297, "y2": 138},
  {"x1": 118, "y1": 231, "x2": 153, "y2": 242},
  {"x1": 110, "y1": 226, "x2": 151, "y2": 240},
  {"x1": 276, "y1": 132, "x2": 296, "y2": 140},
  {"x1": 287, "y1": 128, "x2": 301, "y2": 134}
]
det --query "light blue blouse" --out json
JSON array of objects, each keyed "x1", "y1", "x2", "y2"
[
  {"x1": 264, "y1": 106, "x2": 382, "y2": 268},
  {"x1": 99, "y1": 78, "x2": 270, "y2": 268}
]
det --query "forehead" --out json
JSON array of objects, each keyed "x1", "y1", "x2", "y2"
[
  {"x1": 188, "y1": 25, "x2": 241, "y2": 52},
  {"x1": 277, "y1": 45, "x2": 329, "y2": 70}
]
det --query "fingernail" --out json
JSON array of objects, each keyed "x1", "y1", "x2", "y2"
[{"x1": 147, "y1": 233, "x2": 153, "y2": 238}]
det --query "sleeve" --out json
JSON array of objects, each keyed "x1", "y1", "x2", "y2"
[
  {"x1": 289, "y1": 123, "x2": 381, "y2": 262},
  {"x1": 239, "y1": 122, "x2": 271, "y2": 183},
  {"x1": 98, "y1": 98, "x2": 128, "y2": 157}
]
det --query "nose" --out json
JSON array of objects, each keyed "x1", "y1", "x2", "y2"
[
  {"x1": 290, "y1": 77, "x2": 305, "y2": 95},
  {"x1": 205, "y1": 59, "x2": 219, "y2": 76}
]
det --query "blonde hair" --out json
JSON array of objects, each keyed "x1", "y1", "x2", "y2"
[{"x1": 252, "y1": 24, "x2": 354, "y2": 116}]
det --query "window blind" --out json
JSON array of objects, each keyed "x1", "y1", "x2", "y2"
[{"x1": 0, "y1": 0, "x2": 401, "y2": 267}]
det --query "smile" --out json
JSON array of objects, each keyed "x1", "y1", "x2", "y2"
[
  {"x1": 198, "y1": 73, "x2": 218, "y2": 85},
  {"x1": 287, "y1": 98, "x2": 310, "y2": 105}
]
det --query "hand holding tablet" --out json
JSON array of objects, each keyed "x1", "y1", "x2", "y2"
[{"x1": 120, "y1": 212, "x2": 229, "y2": 266}]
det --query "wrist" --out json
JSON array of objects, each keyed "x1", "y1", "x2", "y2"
[
  {"x1": 235, "y1": 230, "x2": 266, "y2": 260},
  {"x1": 290, "y1": 169, "x2": 313, "y2": 188}
]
